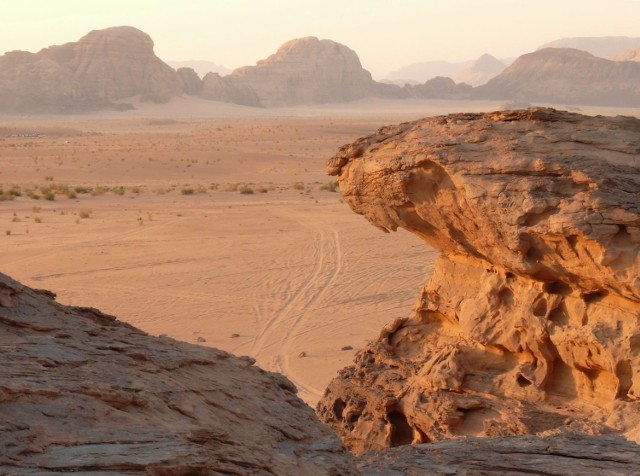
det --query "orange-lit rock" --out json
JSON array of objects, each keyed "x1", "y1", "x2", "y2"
[{"x1": 319, "y1": 108, "x2": 640, "y2": 454}]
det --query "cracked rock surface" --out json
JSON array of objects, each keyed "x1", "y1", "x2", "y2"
[
  {"x1": 0, "y1": 273, "x2": 357, "y2": 475},
  {"x1": 318, "y1": 108, "x2": 640, "y2": 454}
]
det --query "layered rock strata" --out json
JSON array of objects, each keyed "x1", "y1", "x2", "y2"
[
  {"x1": 318, "y1": 108, "x2": 640, "y2": 454},
  {"x1": 0, "y1": 273, "x2": 357, "y2": 474}
]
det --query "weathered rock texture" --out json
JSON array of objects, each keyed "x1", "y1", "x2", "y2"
[
  {"x1": 0, "y1": 273, "x2": 357, "y2": 474},
  {"x1": 474, "y1": 48, "x2": 640, "y2": 106},
  {"x1": 220, "y1": 37, "x2": 375, "y2": 107},
  {"x1": 359, "y1": 431, "x2": 640, "y2": 475},
  {"x1": 0, "y1": 26, "x2": 183, "y2": 113},
  {"x1": 318, "y1": 108, "x2": 640, "y2": 454}
]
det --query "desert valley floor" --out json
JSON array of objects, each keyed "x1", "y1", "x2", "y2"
[{"x1": 2, "y1": 98, "x2": 639, "y2": 404}]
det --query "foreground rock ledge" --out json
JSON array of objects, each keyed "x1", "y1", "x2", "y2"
[
  {"x1": 318, "y1": 108, "x2": 640, "y2": 454},
  {"x1": 0, "y1": 273, "x2": 357, "y2": 475}
]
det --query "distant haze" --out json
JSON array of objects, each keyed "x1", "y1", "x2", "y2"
[{"x1": 2, "y1": 0, "x2": 640, "y2": 79}]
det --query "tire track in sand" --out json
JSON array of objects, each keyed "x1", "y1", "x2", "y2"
[{"x1": 245, "y1": 222, "x2": 343, "y2": 401}]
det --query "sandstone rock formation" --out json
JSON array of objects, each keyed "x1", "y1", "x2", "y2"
[
  {"x1": 176, "y1": 67, "x2": 203, "y2": 96},
  {"x1": 360, "y1": 431, "x2": 640, "y2": 475},
  {"x1": 200, "y1": 72, "x2": 261, "y2": 107},
  {"x1": 474, "y1": 48, "x2": 640, "y2": 106},
  {"x1": 0, "y1": 26, "x2": 183, "y2": 113},
  {"x1": 611, "y1": 46, "x2": 640, "y2": 62},
  {"x1": 0, "y1": 272, "x2": 357, "y2": 474},
  {"x1": 407, "y1": 76, "x2": 472, "y2": 99},
  {"x1": 318, "y1": 108, "x2": 640, "y2": 454},
  {"x1": 538, "y1": 36, "x2": 640, "y2": 58},
  {"x1": 455, "y1": 53, "x2": 506, "y2": 87},
  {"x1": 225, "y1": 37, "x2": 375, "y2": 107}
]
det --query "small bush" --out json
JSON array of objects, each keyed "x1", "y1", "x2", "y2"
[
  {"x1": 43, "y1": 191, "x2": 55, "y2": 201},
  {"x1": 238, "y1": 185, "x2": 254, "y2": 195},
  {"x1": 181, "y1": 187, "x2": 194, "y2": 195},
  {"x1": 320, "y1": 181, "x2": 339, "y2": 192},
  {"x1": 292, "y1": 182, "x2": 305, "y2": 190},
  {"x1": 78, "y1": 210, "x2": 91, "y2": 219}
]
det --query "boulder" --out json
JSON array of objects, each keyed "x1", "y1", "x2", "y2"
[{"x1": 318, "y1": 108, "x2": 640, "y2": 454}]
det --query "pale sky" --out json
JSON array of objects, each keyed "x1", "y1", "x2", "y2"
[{"x1": 2, "y1": 0, "x2": 639, "y2": 78}]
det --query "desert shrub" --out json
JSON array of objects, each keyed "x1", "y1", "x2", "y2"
[
  {"x1": 74, "y1": 186, "x2": 91, "y2": 194},
  {"x1": 238, "y1": 185, "x2": 254, "y2": 194},
  {"x1": 292, "y1": 182, "x2": 305, "y2": 190},
  {"x1": 91, "y1": 186, "x2": 108, "y2": 196},
  {"x1": 78, "y1": 210, "x2": 91, "y2": 219},
  {"x1": 112, "y1": 186, "x2": 125, "y2": 196},
  {"x1": 43, "y1": 191, "x2": 55, "y2": 201},
  {"x1": 181, "y1": 187, "x2": 194, "y2": 195},
  {"x1": 320, "y1": 181, "x2": 339, "y2": 192}
]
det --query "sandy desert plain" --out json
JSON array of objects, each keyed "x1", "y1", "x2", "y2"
[{"x1": 3, "y1": 97, "x2": 640, "y2": 405}]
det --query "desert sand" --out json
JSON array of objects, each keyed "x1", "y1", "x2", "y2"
[{"x1": 2, "y1": 98, "x2": 638, "y2": 404}]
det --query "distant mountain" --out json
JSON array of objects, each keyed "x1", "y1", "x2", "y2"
[
  {"x1": 0, "y1": 26, "x2": 183, "y2": 113},
  {"x1": 167, "y1": 60, "x2": 231, "y2": 78},
  {"x1": 474, "y1": 48, "x2": 640, "y2": 106},
  {"x1": 205, "y1": 37, "x2": 376, "y2": 107},
  {"x1": 537, "y1": 36, "x2": 640, "y2": 58},
  {"x1": 455, "y1": 54, "x2": 506, "y2": 87},
  {"x1": 611, "y1": 46, "x2": 640, "y2": 62},
  {"x1": 385, "y1": 60, "x2": 471, "y2": 84}
]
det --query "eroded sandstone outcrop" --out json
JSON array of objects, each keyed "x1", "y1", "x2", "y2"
[
  {"x1": 318, "y1": 108, "x2": 640, "y2": 454},
  {"x1": 228, "y1": 37, "x2": 375, "y2": 107},
  {"x1": 0, "y1": 273, "x2": 357, "y2": 474},
  {"x1": 0, "y1": 26, "x2": 183, "y2": 113}
]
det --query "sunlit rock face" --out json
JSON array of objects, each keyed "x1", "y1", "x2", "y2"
[{"x1": 318, "y1": 108, "x2": 640, "y2": 454}]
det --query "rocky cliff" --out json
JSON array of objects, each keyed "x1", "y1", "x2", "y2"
[
  {"x1": 474, "y1": 48, "x2": 640, "y2": 106},
  {"x1": 0, "y1": 26, "x2": 183, "y2": 113},
  {"x1": 318, "y1": 108, "x2": 640, "y2": 454},
  {"x1": 207, "y1": 37, "x2": 375, "y2": 107},
  {"x1": 0, "y1": 272, "x2": 357, "y2": 474}
]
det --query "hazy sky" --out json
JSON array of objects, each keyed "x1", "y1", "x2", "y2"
[{"x1": 2, "y1": 0, "x2": 640, "y2": 78}]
